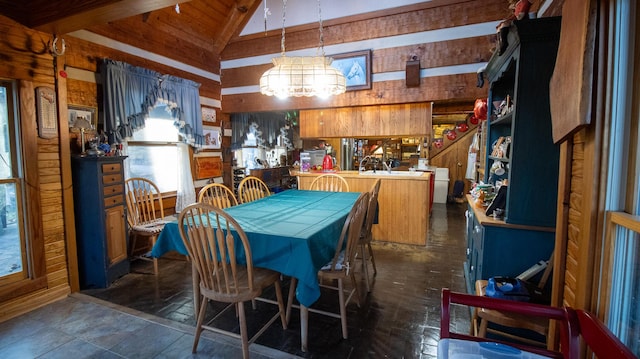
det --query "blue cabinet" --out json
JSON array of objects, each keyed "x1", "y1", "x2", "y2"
[
  {"x1": 465, "y1": 18, "x2": 561, "y2": 292},
  {"x1": 483, "y1": 17, "x2": 561, "y2": 227},
  {"x1": 72, "y1": 156, "x2": 129, "y2": 289},
  {"x1": 464, "y1": 204, "x2": 555, "y2": 293}
]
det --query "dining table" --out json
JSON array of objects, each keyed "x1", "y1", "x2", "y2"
[{"x1": 151, "y1": 189, "x2": 361, "y2": 352}]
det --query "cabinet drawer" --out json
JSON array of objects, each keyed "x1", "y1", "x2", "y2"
[
  {"x1": 104, "y1": 194, "x2": 124, "y2": 207},
  {"x1": 103, "y1": 173, "x2": 123, "y2": 185},
  {"x1": 102, "y1": 162, "x2": 122, "y2": 174},
  {"x1": 103, "y1": 184, "x2": 123, "y2": 197}
]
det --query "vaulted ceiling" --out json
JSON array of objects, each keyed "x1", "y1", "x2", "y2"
[{"x1": 0, "y1": 0, "x2": 260, "y2": 72}]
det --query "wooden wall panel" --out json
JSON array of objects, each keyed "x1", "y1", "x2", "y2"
[
  {"x1": 223, "y1": 73, "x2": 485, "y2": 113},
  {"x1": 223, "y1": 0, "x2": 507, "y2": 60},
  {"x1": 221, "y1": 0, "x2": 501, "y2": 114},
  {"x1": 64, "y1": 35, "x2": 221, "y2": 100},
  {"x1": 0, "y1": 15, "x2": 71, "y2": 321}
]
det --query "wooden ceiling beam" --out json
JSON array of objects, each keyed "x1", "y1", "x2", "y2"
[
  {"x1": 1, "y1": 0, "x2": 193, "y2": 35},
  {"x1": 213, "y1": 0, "x2": 260, "y2": 53}
]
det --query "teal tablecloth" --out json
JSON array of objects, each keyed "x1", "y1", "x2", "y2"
[{"x1": 151, "y1": 189, "x2": 360, "y2": 307}]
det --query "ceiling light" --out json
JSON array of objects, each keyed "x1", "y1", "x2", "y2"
[{"x1": 260, "y1": 0, "x2": 346, "y2": 99}]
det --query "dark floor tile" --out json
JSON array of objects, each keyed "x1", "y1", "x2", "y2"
[{"x1": 83, "y1": 202, "x2": 471, "y2": 358}]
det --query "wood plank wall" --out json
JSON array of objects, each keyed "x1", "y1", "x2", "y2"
[
  {"x1": 0, "y1": 16, "x2": 71, "y2": 320},
  {"x1": 220, "y1": 0, "x2": 507, "y2": 113},
  {"x1": 0, "y1": 11, "x2": 227, "y2": 319}
]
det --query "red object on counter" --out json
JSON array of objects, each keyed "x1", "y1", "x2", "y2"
[{"x1": 322, "y1": 154, "x2": 334, "y2": 171}]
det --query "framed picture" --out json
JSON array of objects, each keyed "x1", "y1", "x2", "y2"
[
  {"x1": 202, "y1": 106, "x2": 216, "y2": 123},
  {"x1": 330, "y1": 50, "x2": 372, "y2": 91},
  {"x1": 68, "y1": 104, "x2": 97, "y2": 129},
  {"x1": 202, "y1": 125, "x2": 221, "y2": 149},
  {"x1": 194, "y1": 153, "x2": 222, "y2": 180}
]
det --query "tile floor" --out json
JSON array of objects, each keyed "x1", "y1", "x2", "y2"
[{"x1": 1, "y1": 201, "x2": 471, "y2": 358}]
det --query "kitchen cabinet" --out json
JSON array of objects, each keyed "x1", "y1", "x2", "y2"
[
  {"x1": 464, "y1": 18, "x2": 561, "y2": 292},
  {"x1": 72, "y1": 156, "x2": 129, "y2": 289},
  {"x1": 300, "y1": 103, "x2": 431, "y2": 138}
]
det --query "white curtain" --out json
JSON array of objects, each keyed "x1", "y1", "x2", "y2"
[{"x1": 175, "y1": 143, "x2": 196, "y2": 212}]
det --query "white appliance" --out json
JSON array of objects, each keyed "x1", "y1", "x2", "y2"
[{"x1": 433, "y1": 168, "x2": 450, "y2": 204}]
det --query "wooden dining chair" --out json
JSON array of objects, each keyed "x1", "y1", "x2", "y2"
[
  {"x1": 237, "y1": 176, "x2": 271, "y2": 203},
  {"x1": 286, "y1": 191, "x2": 369, "y2": 342},
  {"x1": 473, "y1": 252, "x2": 555, "y2": 346},
  {"x1": 178, "y1": 202, "x2": 287, "y2": 359},
  {"x1": 197, "y1": 183, "x2": 238, "y2": 208},
  {"x1": 309, "y1": 173, "x2": 350, "y2": 192},
  {"x1": 124, "y1": 177, "x2": 170, "y2": 275},
  {"x1": 358, "y1": 178, "x2": 381, "y2": 292}
]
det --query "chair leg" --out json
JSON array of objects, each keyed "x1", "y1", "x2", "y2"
[
  {"x1": 274, "y1": 279, "x2": 287, "y2": 329},
  {"x1": 238, "y1": 301, "x2": 250, "y2": 359},
  {"x1": 338, "y1": 278, "x2": 348, "y2": 339},
  {"x1": 367, "y1": 242, "x2": 377, "y2": 275},
  {"x1": 360, "y1": 243, "x2": 371, "y2": 292},
  {"x1": 151, "y1": 236, "x2": 158, "y2": 275},
  {"x1": 350, "y1": 272, "x2": 361, "y2": 308},
  {"x1": 192, "y1": 296, "x2": 208, "y2": 353},
  {"x1": 478, "y1": 317, "x2": 488, "y2": 338}
]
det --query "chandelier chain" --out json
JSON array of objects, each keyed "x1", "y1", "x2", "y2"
[
  {"x1": 317, "y1": 0, "x2": 325, "y2": 57},
  {"x1": 280, "y1": 0, "x2": 287, "y2": 56}
]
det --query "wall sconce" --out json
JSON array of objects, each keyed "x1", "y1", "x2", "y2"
[{"x1": 406, "y1": 56, "x2": 420, "y2": 88}]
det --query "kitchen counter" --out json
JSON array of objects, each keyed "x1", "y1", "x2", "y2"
[{"x1": 296, "y1": 170, "x2": 431, "y2": 245}]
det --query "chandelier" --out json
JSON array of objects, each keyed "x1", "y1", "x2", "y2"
[{"x1": 259, "y1": 0, "x2": 346, "y2": 98}]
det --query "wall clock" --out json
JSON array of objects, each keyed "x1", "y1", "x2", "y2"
[{"x1": 35, "y1": 86, "x2": 57, "y2": 139}]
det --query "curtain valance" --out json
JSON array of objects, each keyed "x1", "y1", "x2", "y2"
[
  {"x1": 231, "y1": 112, "x2": 293, "y2": 151},
  {"x1": 101, "y1": 59, "x2": 204, "y2": 146}
]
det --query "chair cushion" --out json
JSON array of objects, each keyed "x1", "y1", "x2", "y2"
[
  {"x1": 321, "y1": 250, "x2": 345, "y2": 271},
  {"x1": 133, "y1": 219, "x2": 170, "y2": 234}
]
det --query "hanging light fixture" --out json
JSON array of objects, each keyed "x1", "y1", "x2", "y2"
[{"x1": 260, "y1": 0, "x2": 346, "y2": 98}]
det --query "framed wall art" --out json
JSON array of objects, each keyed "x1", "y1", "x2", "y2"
[
  {"x1": 68, "y1": 104, "x2": 97, "y2": 129},
  {"x1": 36, "y1": 86, "x2": 58, "y2": 138},
  {"x1": 330, "y1": 49, "x2": 372, "y2": 91},
  {"x1": 202, "y1": 106, "x2": 216, "y2": 123},
  {"x1": 194, "y1": 152, "x2": 222, "y2": 180},
  {"x1": 202, "y1": 125, "x2": 221, "y2": 149}
]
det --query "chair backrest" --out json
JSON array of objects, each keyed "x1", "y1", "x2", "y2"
[
  {"x1": 324, "y1": 191, "x2": 370, "y2": 272},
  {"x1": 310, "y1": 174, "x2": 350, "y2": 192},
  {"x1": 440, "y1": 288, "x2": 579, "y2": 359},
  {"x1": 576, "y1": 309, "x2": 636, "y2": 359},
  {"x1": 198, "y1": 183, "x2": 238, "y2": 208},
  {"x1": 237, "y1": 176, "x2": 271, "y2": 203},
  {"x1": 361, "y1": 179, "x2": 381, "y2": 243},
  {"x1": 125, "y1": 177, "x2": 165, "y2": 227},
  {"x1": 178, "y1": 202, "x2": 258, "y2": 302}
]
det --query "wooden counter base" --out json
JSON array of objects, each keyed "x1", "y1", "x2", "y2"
[{"x1": 296, "y1": 171, "x2": 431, "y2": 245}]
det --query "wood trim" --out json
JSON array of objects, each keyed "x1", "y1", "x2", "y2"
[
  {"x1": 599, "y1": 212, "x2": 640, "y2": 320},
  {"x1": 0, "y1": 277, "x2": 47, "y2": 302},
  {"x1": 0, "y1": 285, "x2": 70, "y2": 322},
  {"x1": 57, "y1": 56, "x2": 80, "y2": 293}
]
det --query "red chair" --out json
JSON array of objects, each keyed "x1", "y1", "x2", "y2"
[
  {"x1": 576, "y1": 309, "x2": 636, "y2": 359},
  {"x1": 440, "y1": 288, "x2": 579, "y2": 359}
]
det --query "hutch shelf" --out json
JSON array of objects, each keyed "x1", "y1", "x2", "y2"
[{"x1": 465, "y1": 17, "x2": 561, "y2": 292}]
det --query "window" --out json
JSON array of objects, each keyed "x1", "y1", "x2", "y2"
[
  {"x1": 599, "y1": 1, "x2": 640, "y2": 356},
  {"x1": 126, "y1": 105, "x2": 180, "y2": 193},
  {"x1": 0, "y1": 80, "x2": 31, "y2": 288}
]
